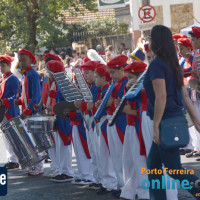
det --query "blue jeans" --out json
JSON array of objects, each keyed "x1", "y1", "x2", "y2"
[{"x1": 147, "y1": 142, "x2": 200, "y2": 200}]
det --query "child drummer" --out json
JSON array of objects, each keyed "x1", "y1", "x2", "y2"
[
  {"x1": 15, "y1": 49, "x2": 44, "y2": 176},
  {"x1": 0, "y1": 55, "x2": 20, "y2": 171}
]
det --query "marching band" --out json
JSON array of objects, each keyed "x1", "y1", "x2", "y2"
[{"x1": 1, "y1": 25, "x2": 200, "y2": 200}]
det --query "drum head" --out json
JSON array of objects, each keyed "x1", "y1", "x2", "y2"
[
  {"x1": 189, "y1": 79, "x2": 200, "y2": 93},
  {"x1": 53, "y1": 101, "x2": 77, "y2": 120},
  {"x1": 0, "y1": 106, "x2": 5, "y2": 123}
]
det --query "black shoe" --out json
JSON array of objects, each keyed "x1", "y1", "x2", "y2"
[
  {"x1": 185, "y1": 150, "x2": 197, "y2": 158},
  {"x1": 51, "y1": 174, "x2": 74, "y2": 183},
  {"x1": 114, "y1": 190, "x2": 121, "y2": 198},
  {"x1": 195, "y1": 157, "x2": 200, "y2": 161},
  {"x1": 112, "y1": 189, "x2": 121, "y2": 196},
  {"x1": 79, "y1": 179, "x2": 93, "y2": 185},
  {"x1": 180, "y1": 149, "x2": 193, "y2": 155},
  {"x1": 89, "y1": 183, "x2": 102, "y2": 187},
  {"x1": 4, "y1": 162, "x2": 19, "y2": 171},
  {"x1": 96, "y1": 187, "x2": 111, "y2": 195}
]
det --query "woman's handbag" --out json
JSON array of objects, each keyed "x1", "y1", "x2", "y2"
[{"x1": 160, "y1": 115, "x2": 189, "y2": 150}]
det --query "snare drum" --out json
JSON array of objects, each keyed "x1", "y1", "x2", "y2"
[
  {"x1": 26, "y1": 115, "x2": 56, "y2": 152},
  {"x1": 1, "y1": 116, "x2": 46, "y2": 169}
]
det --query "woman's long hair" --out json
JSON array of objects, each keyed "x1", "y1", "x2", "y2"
[{"x1": 150, "y1": 25, "x2": 183, "y2": 89}]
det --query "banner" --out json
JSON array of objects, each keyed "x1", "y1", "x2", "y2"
[{"x1": 98, "y1": 0, "x2": 125, "y2": 9}]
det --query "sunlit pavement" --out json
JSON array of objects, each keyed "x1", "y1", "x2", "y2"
[{"x1": 0, "y1": 132, "x2": 199, "y2": 200}]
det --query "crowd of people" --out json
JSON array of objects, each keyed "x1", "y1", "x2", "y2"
[{"x1": 1, "y1": 24, "x2": 200, "y2": 200}]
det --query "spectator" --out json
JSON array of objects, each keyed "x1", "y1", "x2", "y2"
[
  {"x1": 72, "y1": 50, "x2": 77, "y2": 61},
  {"x1": 119, "y1": 43, "x2": 126, "y2": 54},
  {"x1": 105, "y1": 51, "x2": 113, "y2": 63},
  {"x1": 64, "y1": 56, "x2": 73, "y2": 77},
  {"x1": 80, "y1": 51, "x2": 86, "y2": 60},
  {"x1": 66, "y1": 48, "x2": 73, "y2": 57},
  {"x1": 44, "y1": 50, "x2": 50, "y2": 56},
  {"x1": 96, "y1": 44, "x2": 105, "y2": 55},
  {"x1": 60, "y1": 51, "x2": 66, "y2": 64},
  {"x1": 50, "y1": 49, "x2": 56, "y2": 55}
]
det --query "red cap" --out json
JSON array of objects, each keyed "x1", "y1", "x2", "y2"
[
  {"x1": 95, "y1": 64, "x2": 112, "y2": 82},
  {"x1": 189, "y1": 26, "x2": 200, "y2": 38},
  {"x1": 18, "y1": 49, "x2": 35, "y2": 64},
  {"x1": 178, "y1": 38, "x2": 193, "y2": 50},
  {"x1": 80, "y1": 61, "x2": 100, "y2": 71},
  {"x1": 124, "y1": 61, "x2": 147, "y2": 73},
  {"x1": 47, "y1": 60, "x2": 64, "y2": 73},
  {"x1": 107, "y1": 55, "x2": 128, "y2": 68},
  {"x1": 173, "y1": 33, "x2": 188, "y2": 41},
  {"x1": 44, "y1": 53, "x2": 62, "y2": 62},
  {"x1": 0, "y1": 55, "x2": 14, "y2": 64},
  {"x1": 83, "y1": 56, "x2": 91, "y2": 64}
]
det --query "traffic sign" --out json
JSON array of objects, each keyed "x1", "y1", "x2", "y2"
[{"x1": 138, "y1": 4, "x2": 156, "y2": 23}]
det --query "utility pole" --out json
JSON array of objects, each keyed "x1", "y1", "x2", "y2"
[{"x1": 141, "y1": 0, "x2": 151, "y2": 37}]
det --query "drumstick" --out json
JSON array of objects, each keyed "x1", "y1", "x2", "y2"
[{"x1": 15, "y1": 82, "x2": 21, "y2": 107}]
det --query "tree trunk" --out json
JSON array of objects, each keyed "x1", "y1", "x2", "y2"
[{"x1": 25, "y1": 1, "x2": 39, "y2": 53}]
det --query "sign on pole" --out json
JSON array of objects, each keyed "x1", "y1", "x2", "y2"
[
  {"x1": 139, "y1": 21, "x2": 156, "y2": 31},
  {"x1": 98, "y1": 0, "x2": 125, "y2": 9},
  {"x1": 138, "y1": 4, "x2": 156, "y2": 23}
]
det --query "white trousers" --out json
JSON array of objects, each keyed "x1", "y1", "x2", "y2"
[
  {"x1": 1, "y1": 116, "x2": 19, "y2": 163},
  {"x1": 184, "y1": 126, "x2": 195, "y2": 150},
  {"x1": 143, "y1": 112, "x2": 178, "y2": 200},
  {"x1": 72, "y1": 125, "x2": 93, "y2": 181},
  {"x1": 121, "y1": 125, "x2": 149, "y2": 200},
  {"x1": 55, "y1": 132, "x2": 73, "y2": 176},
  {"x1": 97, "y1": 117, "x2": 117, "y2": 190},
  {"x1": 2, "y1": 132, "x2": 19, "y2": 163},
  {"x1": 84, "y1": 115, "x2": 101, "y2": 183},
  {"x1": 48, "y1": 144, "x2": 59, "y2": 173},
  {"x1": 107, "y1": 115, "x2": 124, "y2": 189}
]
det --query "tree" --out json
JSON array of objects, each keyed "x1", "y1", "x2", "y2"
[
  {"x1": 0, "y1": 0, "x2": 97, "y2": 52},
  {"x1": 40, "y1": 18, "x2": 129, "y2": 50}
]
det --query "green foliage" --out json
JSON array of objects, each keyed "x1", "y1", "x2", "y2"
[
  {"x1": 42, "y1": 19, "x2": 129, "y2": 49},
  {"x1": 0, "y1": 0, "x2": 128, "y2": 53},
  {"x1": 0, "y1": 0, "x2": 96, "y2": 52}
]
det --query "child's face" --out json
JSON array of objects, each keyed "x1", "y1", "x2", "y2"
[
  {"x1": 19, "y1": 54, "x2": 32, "y2": 70},
  {"x1": 83, "y1": 70, "x2": 94, "y2": 84},
  {"x1": 0, "y1": 62, "x2": 11, "y2": 74},
  {"x1": 191, "y1": 36, "x2": 200, "y2": 50},
  {"x1": 108, "y1": 68, "x2": 124, "y2": 82},
  {"x1": 94, "y1": 73, "x2": 105, "y2": 87},
  {"x1": 126, "y1": 73, "x2": 138, "y2": 82},
  {"x1": 178, "y1": 44, "x2": 191, "y2": 58}
]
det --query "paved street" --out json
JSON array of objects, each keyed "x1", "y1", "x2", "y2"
[{"x1": 0, "y1": 132, "x2": 199, "y2": 200}]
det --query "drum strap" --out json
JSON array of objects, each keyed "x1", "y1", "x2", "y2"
[
  {"x1": 22, "y1": 80, "x2": 28, "y2": 108},
  {"x1": 46, "y1": 81, "x2": 56, "y2": 107}
]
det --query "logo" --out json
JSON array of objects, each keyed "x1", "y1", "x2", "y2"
[
  {"x1": 140, "y1": 168, "x2": 200, "y2": 191},
  {"x1": 0, "y1": 167, "x2": 7, "y2": 196}
]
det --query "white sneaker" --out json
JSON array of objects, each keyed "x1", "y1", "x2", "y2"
[{"x1": 27, "y1": 168, "x2": 44, "y2": 176}]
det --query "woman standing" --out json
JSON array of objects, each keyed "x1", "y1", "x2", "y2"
[{"x1": 143, "y1": 25, "x2": 200, "y2": 199}]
